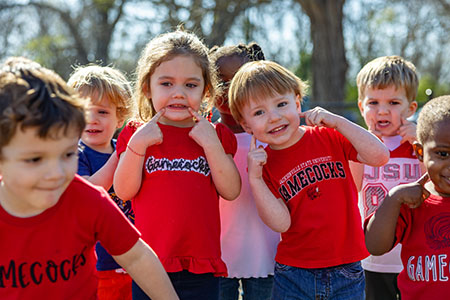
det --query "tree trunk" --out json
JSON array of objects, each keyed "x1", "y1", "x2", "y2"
[{"x1": 297, "y1": 0, "x2": 348, "y2": 112}]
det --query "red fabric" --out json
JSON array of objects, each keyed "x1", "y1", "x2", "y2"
[
  {"x1": 117, "y1": 121, "x2": 237, "y2": 276},
  {"x1": 392, "y1": 194, "x2": 450, "y2": 300},
  {"x1": 263, "y1": 126, "x2": 369, "y2": 268},
  {"x1": 0, "y1": 175, "x2": 140, "y2": 300},
  {"x1": 97, "y1": 270, "x2": 132, "y2": 300}
]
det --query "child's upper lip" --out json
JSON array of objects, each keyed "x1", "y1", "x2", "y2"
[{"x1": 268, "y1": 124, "x2": 288, "y2": 133}]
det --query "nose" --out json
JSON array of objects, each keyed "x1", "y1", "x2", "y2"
[
  {"x1": 172, "y1": 85, "x2": 186, "y2": 99},
  {"x1": 44, "y1": 160, "x2": 66, "y2": 181},
  {"x1": 377, "y1": 104, "x2": 389, "y2": 115},
  {"x1": 85, "y1": 110, "x2": 98, "y2": 124},
  {"x1": 268, "y1": 109, "x2": 282, "y2": 123}
]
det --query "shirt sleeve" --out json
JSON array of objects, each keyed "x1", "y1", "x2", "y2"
[
  {"x1": 215, "y1": 123, "x2": 238, "y2": 157},
  {"x1": 116, "y1": 121, "x2": 140, "y2": 158},
  {"x1": 330, "y1": 127, "x2": 359, "y2": 162},
  {"x1": 77, "y1": 145, "x2": 92, "y2": 176}
]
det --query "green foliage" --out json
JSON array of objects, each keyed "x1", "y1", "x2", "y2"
[
  {"x1": 294, "y1": 49, "x2": 312, "y2": 82},
  {"x1": 417, "y1": 74, "x2": 450, "y2": 105}
]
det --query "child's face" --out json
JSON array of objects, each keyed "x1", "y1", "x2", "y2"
[
  {"x1": 148, "y1": 55, "x2": 205, "y2": 127},
  {"x1": 240, "y1": 92, "x2": 302, "y2": 150},
  {"x1": 82, "y1": 92, "x2": 122, "y2": 153},
  {"x1": 415, "y1": 120, "x2": 450, "y2": 197},
  {"x1": 0, "y1": 126, "x2": 79, "y2": 217},
  {"x1": 215, "y1": 55, "x2": 248, "y2": 115},
  {"x1": 358, "y1": 85, "x2": 417, "y2": 137}
]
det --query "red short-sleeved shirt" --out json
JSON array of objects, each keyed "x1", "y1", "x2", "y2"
[{"x1": 117, "y1": 121, "x2": 237, "y2": 276}]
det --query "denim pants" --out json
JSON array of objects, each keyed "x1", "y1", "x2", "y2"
[
  {"x1": 272, "y1": 261, "x2": 365, "y2": 300},
  {"x1": 132, "y1": 270, "x2": 219, "y2": 300},
  {"x1": 219, "y1": 276, "x2": 274, "y2": 300}
]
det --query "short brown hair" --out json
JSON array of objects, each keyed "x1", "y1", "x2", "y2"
[
  {"x1": 0, "y1": 57, "x2": 86, "y2": 158},
  {"x1": 68, "y1": 64, "x2": 135, "y2": 122},
  {"x1": 228, "y1": 60, "x2": 308, "y2": 123},
  {"x1": 357, "y1": 55, "x2": 418, "y2": 102},
  {"x1": 417, "y1": 95, "x2": 450, "y2": 144}
]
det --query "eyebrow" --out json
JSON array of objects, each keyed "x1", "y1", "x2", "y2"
[{"x1": 157, "y1": 76, "x2": 202, "y2": 82}]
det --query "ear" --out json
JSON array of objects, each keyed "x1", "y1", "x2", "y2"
[
  {"x1": 406, "y1": 100, "x2": 418, "y2": 118},
  {"x1": 142, "y1": 80, "x2": 151, "y2": 99},
  {"x1": 295, "y1": 94, "x2": 301, "y2": 112},
  {"x1": 357, "y1": 100, "x2": 364, "y2": 115},
  {"x1": 240, "y1": 119, "x2": 253, "y2": 134},
  {"x1": 413, "y1": 142, "x2": 424, "y2": 162},
  {"x1": 116, "y1": 118, "x2": 125, "y2": 129}
]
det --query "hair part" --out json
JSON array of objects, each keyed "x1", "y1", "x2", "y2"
[
  {"x1": 68, "y1": 64, "x2": 135, "y2": 122},
  {"x1": 356, "y1": 55, "x2": 418, "y2": 102},
  {"x1": 0, "y1": 57, "x2": 86, "y2": 158},
  {"x1": 417, "y1": 95, "x2": 450, "y2": 144},
  {"x1": 228, "y1": 60, "x2": 308, "y2": 123},
  {"x1": 134, "y1": 29, "x2": 218, "y2": 122}
]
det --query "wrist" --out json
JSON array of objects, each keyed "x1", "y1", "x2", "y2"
[{"x1": 127, "y1": 144, "x2": 146, "y2": 157}]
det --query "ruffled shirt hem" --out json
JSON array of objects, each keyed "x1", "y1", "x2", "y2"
[{"x1": 161, "y1": 256, "x2": 228, "y2": 277}]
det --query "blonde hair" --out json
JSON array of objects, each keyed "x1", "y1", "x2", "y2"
[
  {"x1": 417, "y1": 95, "x2": 450, "y2": 144},
  {"x1": 68, "y1": 64, "x2": 135, "y2": 122},
  {"x1": 229, "y1": 60, "x2": 308, "y2": 123},
  {"x1": 134, "y1": 29, "x2": 218, "y2": 122},
  {"x1": 357, "y1": 55, "x2": 418, "y2": 102}
]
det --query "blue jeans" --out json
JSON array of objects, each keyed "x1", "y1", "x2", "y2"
[
  {"x1": 219, "y1": 276, "x2": 274, "y2": 300},
  {"x1": 272, "y1": 261, "x2": 365, "y2": 300},
  {"x1": 132, "y1": 270, "x2": 219, "y2": 300}
]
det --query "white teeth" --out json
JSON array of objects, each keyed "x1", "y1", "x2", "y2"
[{"x1": 271, "y1": 126, "x2": 285, "y2": 133}]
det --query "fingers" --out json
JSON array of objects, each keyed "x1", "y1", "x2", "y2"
[
  {"x1": 250, "y1": 135, "x2": 257, "y2": 151},
  {"x1": 417, "y1": 172, "x2": 429, "y2": 186},
  {"x1": 188, "y1": 107, "x2": 203, "y2": 122},
  {"x1": 153, "y1": 108, "x2": 166, "y2": 122}
]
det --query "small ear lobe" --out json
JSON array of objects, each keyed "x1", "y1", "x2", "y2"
[
  {"x1": 413, "y1": 142, "x2": 424, "y2": 161},
  {"x1": 407, "y1": 100, "x2": 418, "y2": 118}
]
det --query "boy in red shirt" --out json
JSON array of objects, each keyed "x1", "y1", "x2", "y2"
[
  {"x1": 0, "y1": 57, "x2": 178, "y2": 300},
  {"x1": 228, "y1": 60, "x2": 389, "y2": 299}
]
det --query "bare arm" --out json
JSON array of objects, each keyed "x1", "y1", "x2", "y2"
[
  {"x1": 349, "y1": 161, "x2": 364, "y2": 192},
  {"x1": 114, "y1": 111, "x2": 165, "y2": 200},
  {"x1": 247, "y1": 135, "x2": 291, "y2": 232},
  {"x1": 83, "y1": 151, "x2": 118, "y2": 191},
  {"x1": 300, "y1": 107, "x2": 389, "y2": 167},
  {"x1": 113, "y1": 239, "x2": 179, "y2": 300},
  {"x1": 365, "y1": 173, "x2": 430, "y2": 255},
  {"x1": 189, "y1": 109, "x2": 241, "y2": 200}
]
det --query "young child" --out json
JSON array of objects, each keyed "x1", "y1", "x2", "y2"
[
  {"x1": 113, "y1": 30, "x2": 241, "y2": 300},
  {"x1": 68, "y1": 64, "x2": 136, "y2": 300},
  {"x1": 228, "y1": 60, "x2": 390, "y2": 299},
  {"x1": 365, "y1": 95, "x2": 450, "y2": 300},
  {"x1": 0, "y1": 57, "x2": 178, "y2": 299},
  {"x1": 353, "y1": 55, "x2": 423, "y2": 300},
  {"x1": 210, "y1": 43, "x2": 280, "y2": 300}
]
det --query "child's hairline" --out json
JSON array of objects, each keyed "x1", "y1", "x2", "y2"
[{"x1": 357, "y1": 82, "x2": 417, "y2": 103}]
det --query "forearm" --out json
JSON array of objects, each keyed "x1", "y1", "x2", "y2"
[
  {"x1": 365, "y1": 192, "x2": 402, "y2": 255},
  {"x1": 349, "y1": 161, "x2": 364, "y2": 192},
  {"x1": 114, "y1": 152, "x2": 144, "y2": 200},
  {"x1": 87, "y1": 153, "x2": 118, "y2": 190},
  {"x1": 113, "y1": 240, "x2": 179, "y2": 300},
  {"x1": 204, "y1": 147, "x2": 241, "y2": 201},
  {"x1": 336, "y1": 116, "x2": 389, "y2": 166},
  {"x1": 249, "y1": 177, "x2": 291, "y2": 232}
]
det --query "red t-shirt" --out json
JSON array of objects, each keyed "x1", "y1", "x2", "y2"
[
  {"x1": 393, "y1": 194, "x2": 450, "y2": 300},
  {"x1": 0, "y1": 175, "x2": 140, "y2": 300},
  {"x1": 117, "y1": 121, "x2": 237, "y2": 276},
  {"x1": 263, "y1": 126, "x2": 369, "y2": 268}
]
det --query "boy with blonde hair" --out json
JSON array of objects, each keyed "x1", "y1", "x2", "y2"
[
  {"x1": 228, "y1": 60, "x2": 389, "y2": 299},
  {"x1": 68, "y1": 64, "x2": 136, "y2": 300},
  {"x1": 0, "y1": 57, "x2": 178, "y2": 300},
  {"x1": 354, "y1": 55, "x2": 423, "y2": 300}
]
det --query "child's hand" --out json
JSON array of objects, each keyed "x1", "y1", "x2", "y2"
[
  {"x1": 299, "y1": 106, "x2": 342, "y2": 129},
  {"x1": 188, "y1": 108, "x2": 221, "y2": 149},
  {"x1": 247, "y1": 135, "x2": 267, "y2": 179},
  {"x1": 398, "y1": 117, "x2": 417, "y2": 144},
  {"x1": 392, "y1": 173, "x2": 430, "y2": 209},
  {"x1": 132, "y1": 109, "x2": 165, "y2": 149}
]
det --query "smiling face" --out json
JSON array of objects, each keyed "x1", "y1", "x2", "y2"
[
  {"x1": 82, "y1": 92, "x2": 122, "y2": 153},
  {"x1": 148, "y1": 55, "x2": 205, "y2": 127},
  {"x1": 0, "y1": 126, "x2": 79, "y2": 217},
  {"x1": 415, "y1": 120, "x2": 450, "y2": 197},
  {"x1": 358, "y1": 85, "x2": 417, "y2": 137},
  {"x1": 240, "y1": 92, "x2": 302, "y2": 150}
]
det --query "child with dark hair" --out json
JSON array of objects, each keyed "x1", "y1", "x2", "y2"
[
  {"x1": 0, "y1": 57, "x2": 178, "y2": 300},
  {"x1": 366, "y1": 95, "x2": 450, "y2": 300},
  {"x1": 210, "y1": 43, "x2": 279, "y2": 300}
]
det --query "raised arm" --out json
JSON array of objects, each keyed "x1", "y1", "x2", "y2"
[
  {"x1": 365, "y1": 173, "x2": 430, "y2": 255},
  {"x1": 114, "y1": 110, "x2": 165, "y2": 200},
  {"x1": 247, "y1": 135, "x2": 291, "y2": 232},
  {"x1": 83, "y1": 151, "x2": 118, "y2": 191},
  {"x1": 113, "y1": 239, "x2": 179, "y2": 300},
  {"x1": 300, "y1": 107, "x2": 389, "y2": 167},
  {"x1": 188, "y1": 109, "x2": 241, "y2": 200}
]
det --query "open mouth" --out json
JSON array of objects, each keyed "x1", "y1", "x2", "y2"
[
  {"x1": 85, "y1": 129, "x2": 102, "y2": 133},
  {"x1": 168, "y1": 104, "x2": 188, "y2": 109},
  {"x1": 269, "y1": 125, "x2": 287, "y2": 134},
  {"x1": 377, "y1": 120, "x2": 391, "y2": 128}
]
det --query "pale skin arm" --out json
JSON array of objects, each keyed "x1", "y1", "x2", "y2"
[
  {"x1": 113, "y1": 110, "x2": 165, "y2": 200},
  {"x1": 113, "y1": 239, "x2": 179, "y2": 300},
  {"x1": 82, "y1": 151, "x2": 118, "y2": 191},
  {"x1": 349, "y1": 161, "x2": 364, "y2": 192},
  {"x1": 247, "y1": 135, "x2": 291, "y2": 232},
  {"x1": 188, "y1": 108, "x2": 241, "y2": 200},
  {"x1": 365, "y1": 173, "x2": 430, "y2": 255},
  {"x1": 300, "y1": 107, "x2": 389, "y2": 167}
]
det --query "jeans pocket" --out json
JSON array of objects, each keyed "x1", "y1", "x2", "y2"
[
  {"x1": 274, "y1": 262, "x2": 295, "y2": 273},
  {"x1": 337, "y1": 261, "x2": 364, "y2": 280}
]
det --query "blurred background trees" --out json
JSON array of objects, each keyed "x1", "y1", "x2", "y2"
[{"x1": 1, "y1": 0, "x2": 449, "y2": 120}]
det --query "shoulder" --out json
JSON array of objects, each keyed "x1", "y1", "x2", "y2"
[{"x1": 69, "y1": 175, "x2": 110, "y2": 200}]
